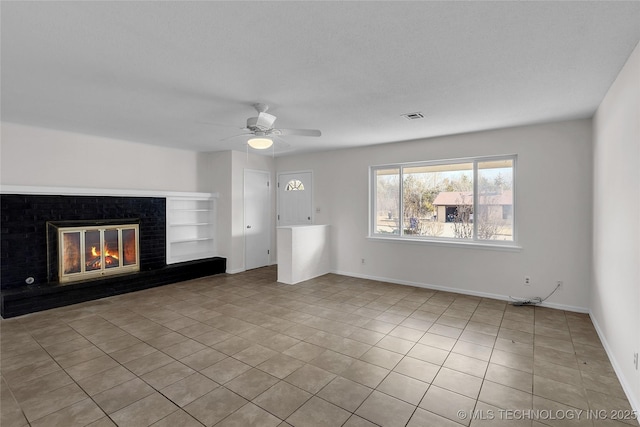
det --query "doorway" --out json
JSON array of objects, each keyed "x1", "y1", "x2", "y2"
[
  {"x1": 244, "y1": 169, "x2": 271, "y2": 270},
  {"x1": 278, "y1": 171, "x2": 313, "y2": 226}
]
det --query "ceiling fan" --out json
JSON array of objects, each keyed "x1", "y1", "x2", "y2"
[{"x1": 226, "y1": 103, "x2": 321, "y2": 149}]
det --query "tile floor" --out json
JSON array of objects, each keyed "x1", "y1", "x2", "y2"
[{"x1": 1, "y1": 266, "x2": 637, "y2": 427}]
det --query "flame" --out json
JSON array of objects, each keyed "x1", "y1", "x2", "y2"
[
  {"x1": 90, "y1": 245, "x2": 119, "y2": 261},
  {"x1": 104, "y1": 245, "x2": 118, "y2": 260}
]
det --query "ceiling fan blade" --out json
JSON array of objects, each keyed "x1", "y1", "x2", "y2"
[
  {"x1": 273, "y1": 135, "x2": 291, "y2": 149},
  {"x1": 219, "y1": 132, "x2": 253, "y2": 142},
  {"x1": 276, "y1": 128, "x2": 322, "y2": 137},
  {"x1": 196, "y1": 118, "x2": 239, "y2": 127}
]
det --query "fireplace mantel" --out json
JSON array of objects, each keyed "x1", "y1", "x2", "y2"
[{"x1": 0, "y1": 184, "x2": 218, "y2": 199}]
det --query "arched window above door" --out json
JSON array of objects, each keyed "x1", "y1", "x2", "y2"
[{"x1": 285, "y1": 179, "x2": 305, "y2": 191}]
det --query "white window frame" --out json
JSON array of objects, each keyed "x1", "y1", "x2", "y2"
[{"x1": 369, "y1": 155, "x2": 519, "y2": 249}]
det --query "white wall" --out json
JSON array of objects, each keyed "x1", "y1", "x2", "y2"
[
  {"x1": 592, "y1": 42, "x2": 640, "y2": 413},
  {"x1": 0, "y1": 122, "x2": 206, "y2": 192},
  {"x1": 208, "y1": 150, "x2": 276, "y2": 274},
  {"x1": 277, "y1": 119, "x2": 593, "y2": 311},
  {"x1": 208, "y1": 151, "x2": 233, "y2": 268}
]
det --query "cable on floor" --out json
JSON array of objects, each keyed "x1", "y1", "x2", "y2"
[{"x1": 509, "y1": 283, "x2": 561, "y2": 306}]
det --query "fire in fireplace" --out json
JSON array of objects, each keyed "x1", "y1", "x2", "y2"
[{"x1": 57, "y1": 224, "x2": 139, "y2": 283}]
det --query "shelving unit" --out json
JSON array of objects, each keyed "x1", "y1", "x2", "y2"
[{"x1": 166, "y1": 195, "x2": 217, "y2": 264}]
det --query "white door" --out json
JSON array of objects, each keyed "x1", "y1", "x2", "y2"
[
  {"x1": 278, "y1": 171, "x2": 313, "y2": 226},
  {"x1": 244, "y1": 169, "x2": 271, "y2": 270}
]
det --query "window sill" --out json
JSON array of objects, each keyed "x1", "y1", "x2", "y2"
[{"x1": 367, "y1": 235, "x2": 522, "y2": 251}]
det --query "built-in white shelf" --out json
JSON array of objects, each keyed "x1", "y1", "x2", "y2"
[
  {"x1": 170, "y1": 237, "x2": 215, "y2": 244},
  {"x1": 166, "y1": 196, "x2": 217, "y2": 265}
]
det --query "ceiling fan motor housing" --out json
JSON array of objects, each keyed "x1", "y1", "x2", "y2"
[{"x1": 247, "y1": 112, "x2": 277, "y2": 131}]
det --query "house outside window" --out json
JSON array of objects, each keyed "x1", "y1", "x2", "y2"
[{"x1": 371, "y1": 156, "x2": 515, "y2": 244}]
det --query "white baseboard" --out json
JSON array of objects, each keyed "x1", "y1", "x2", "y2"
[
  {"x1": 331, "y1": 270, "x2": 589, "y2": 313},
  {"x1": 589, "y1": 311, "x2": 640, "y2": 420},
  {"x1": 228, "y1": 261, "x2": 277, "y2": 275}
]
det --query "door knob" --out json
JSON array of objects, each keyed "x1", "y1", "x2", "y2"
[{"x1": 247, "y1": 225, "x2": 252, "y2": 229}]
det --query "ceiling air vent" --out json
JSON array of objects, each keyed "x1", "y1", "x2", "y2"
[{"x1": 401, "y1": 112, "x2": 425, "y2": 120}]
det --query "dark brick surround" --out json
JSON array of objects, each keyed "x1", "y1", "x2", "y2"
[{"x1": 1, "y1": 194, "x2": 226, "y2": 318}]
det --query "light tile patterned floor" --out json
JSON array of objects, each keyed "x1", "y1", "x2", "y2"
[{"x1": 1, "y1": 266, "x2": 636, "y2": 426}]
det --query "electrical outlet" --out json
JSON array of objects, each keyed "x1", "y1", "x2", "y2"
[
  {"x1": 556, "y1": 280, "x2": 563, "y2": 290},
  {"x1": 634, "y1": 352, "x2": 638, "y2": 370},
  {"x1": 524, "y1": 276, "x2": 531, "y2": 286}
]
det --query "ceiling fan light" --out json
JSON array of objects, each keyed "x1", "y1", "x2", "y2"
[{"x1": 247, "y1": 137, "x2": 273, "y2": 149}]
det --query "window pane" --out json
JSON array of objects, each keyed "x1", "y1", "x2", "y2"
[
  {"x1": 374, "y1": 168, "x2": 400, "y2": 234},
  {"x1": 104, "y1": 229, "x2": 120, "y2": 269},
  {"x1": 285, "y1": 179, "x2": 304, "y2": 191},
  {"x1": 477, "y1": 159, "x2": 514, "y2": 241},
  {"x1": 85, "y1": 230, "x2": 101, "y2": 271},
  {"x1": 62, "y1": 232, "x2": 81, "y2": 274},
  {"x1": 403, "y1": 163, "x2": 473, "y2": 239},
  {"x1": 122, "y1": 228, "x2": 137, "y2": 266}
]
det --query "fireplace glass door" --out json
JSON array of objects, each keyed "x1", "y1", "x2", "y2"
[{"x1": 59, "y1": 224, "x2": 139, "y2": 283}]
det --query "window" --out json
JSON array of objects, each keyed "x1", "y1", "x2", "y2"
[
  {"x1": 371, "y1": 156, "x2": 515, "y2": 244},
  {"x1": 285, "y1": 179, "x2": 305, "y2": 191}
]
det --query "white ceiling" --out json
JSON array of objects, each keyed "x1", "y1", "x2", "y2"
[{"x1": 2, "y1": 1, "x2": 639, "y2": 156}]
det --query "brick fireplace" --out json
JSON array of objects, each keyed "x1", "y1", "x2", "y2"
[{"x1": 1, "y1": 191, "x2": 225, "y2": 318}]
